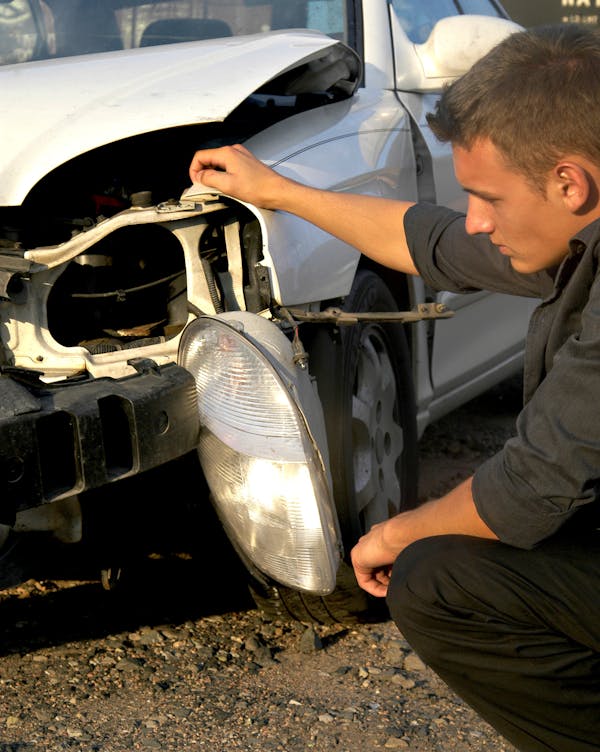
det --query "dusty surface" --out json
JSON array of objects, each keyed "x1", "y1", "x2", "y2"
[{"x1": 0, "y1": 377, "x2": 523, "y2": 751}]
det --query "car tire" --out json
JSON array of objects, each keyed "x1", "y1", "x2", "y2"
[{"x1": 250, "y1": 269, "x2": 418, "y2": 624}]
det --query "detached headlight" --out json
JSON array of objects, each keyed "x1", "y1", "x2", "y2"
[{"x1": 179, "y1": 314, "x2": 340, "y2": 594}]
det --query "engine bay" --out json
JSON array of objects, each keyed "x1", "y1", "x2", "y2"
[{"x1": 0, "y1": 43, "x2": 360, "y2": 375}]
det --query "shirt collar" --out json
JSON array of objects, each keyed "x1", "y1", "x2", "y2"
[
  {"x1": 569, "y1": 215, "x2": 600, "y2": 257},
  {"x1": 544, "y1": 218, "x2": 600, "y2": 295}
]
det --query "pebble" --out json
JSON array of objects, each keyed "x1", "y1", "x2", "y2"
[
  {"x1": 299, "y1": 625, "x2": 323, "y2": 653},
  {"x1": 404, "y1": 653, "x2": 427, "y2": 672},
  {"x1": 138, "y1": 628, "x2": 163, "y2": 645},
  {"x1": 384, "y1": 737, "x2": 409, "y2": 748},
  {"x1": 392, "y1": 675, "x2": 416, "y2": 689}
]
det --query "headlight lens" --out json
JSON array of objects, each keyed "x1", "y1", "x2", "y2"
[{"x1": 179, "y1": 316, "x2": 339, "y2": 594}]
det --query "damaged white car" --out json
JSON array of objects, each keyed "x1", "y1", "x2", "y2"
[{"x1": 0, "y1": 0, "x2": 534, "y2": 622}]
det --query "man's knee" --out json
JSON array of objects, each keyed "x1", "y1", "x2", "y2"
[
  {"x1": 386, "y1": 534, "x2": 499, "y2": 639},
  {"x1": 386, "y1": 535, "x2": 458, "y2": 624}
]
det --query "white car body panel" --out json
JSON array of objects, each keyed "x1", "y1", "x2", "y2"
[
  {"x1": 361, "y1": 0, "x2": 396, "y2": 89},
  {"x1": 0, "y1": 31, "x2": 341, "y2": 205}
]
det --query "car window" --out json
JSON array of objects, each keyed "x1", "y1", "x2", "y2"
[
  {"x1": 458, "y1": 0, "x2": 505, "y2": 16},
  {"x1": 0, "y1": 0, "x2": 349, "y2": 66},
  {"x1": 391, "y1": 0, "x2": 459, "y2": 43},
  {"x1": 390, "y1": 0, "x2": 506, "y2": 43},
  {"x1": 502, "y1": 0, "x2": 599, "y2": 28},
  {"x1": 0, "y1": 1, "x2": 39, "y2": 64},
  {"x1": 306, "y1": 0, "x2": 347, "y2": 39}
]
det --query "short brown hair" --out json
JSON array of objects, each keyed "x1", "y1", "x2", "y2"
[{"x1": 427, "y1": 24, "x2": 600, "y2": 190}]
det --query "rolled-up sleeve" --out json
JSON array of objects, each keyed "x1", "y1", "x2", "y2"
[
  {"x1": 473, "y1": 277, "x2": 600, "y2": 547},
  {"x1": 404, "y1": 203, "x2": 547, "y2": 298}
]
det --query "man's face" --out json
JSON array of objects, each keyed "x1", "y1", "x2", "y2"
[{"x1": 453, "y1": 139, "x2": 578, "y2": 274}]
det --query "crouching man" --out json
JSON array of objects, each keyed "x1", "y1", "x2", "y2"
[{"x1": 188, "y1": 24, "x2": 600, "y2": 752}]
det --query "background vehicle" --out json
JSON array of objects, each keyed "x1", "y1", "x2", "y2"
[
  {"x1": 0, "y1": 0, "x2": 535, "y2": 623},
  {"x1": 501, "y1": 0, "x2": 600, "y2": 28}
]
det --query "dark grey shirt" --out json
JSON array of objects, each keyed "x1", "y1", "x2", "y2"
[{"x1": 405, "y1": 203, "x2": 600, "y2": 548}]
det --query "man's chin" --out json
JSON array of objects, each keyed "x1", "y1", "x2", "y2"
[
  {"x1": 499, "y1": 247, "x2": 524, "y2": 270},
  {"x1": 508, "y1": 257, "x2": 537, "y2": 274}
]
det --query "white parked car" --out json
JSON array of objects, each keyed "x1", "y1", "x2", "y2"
[{"x1": 0, "y1": 0, "x2": 535, "y2": 622}]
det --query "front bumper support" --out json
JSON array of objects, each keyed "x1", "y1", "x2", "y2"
[{"x1": 0, "y1": 363, "x2": 200, "y2": 523}]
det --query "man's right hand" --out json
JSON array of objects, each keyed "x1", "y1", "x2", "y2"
[
  {"x1": 350, "y1": 520, "x2": 401, "y2": 597},
  {"x1": 188, "y1": 143, "x2": 287, "y2": 209}
]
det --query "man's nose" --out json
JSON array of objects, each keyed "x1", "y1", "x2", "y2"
[{"x1": 465, "y1": 197, "x2": 494, "y2": 235}]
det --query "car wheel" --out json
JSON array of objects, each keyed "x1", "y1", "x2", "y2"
[{"x1": 250, "y1": 269, "x2": 418, "y2": 624}]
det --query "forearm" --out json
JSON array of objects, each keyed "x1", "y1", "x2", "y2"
[
  {"x1": 278, "y1": 180, "x2": 418, "y2": 273},
  {"x1": 382, "y1": 477, "x2": 498, "y2": 553},
  {"x1": 189, "y1": 144, "x2": 418, "y2": 274}
]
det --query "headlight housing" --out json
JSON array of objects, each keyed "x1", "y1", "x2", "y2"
[{"x1": 179, "y1": 314, "x2": 340, "y2": 594}]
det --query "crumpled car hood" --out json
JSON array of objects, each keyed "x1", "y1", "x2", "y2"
[{"x1": 0, "y1": 30, "x2": 352, "y2": 206}]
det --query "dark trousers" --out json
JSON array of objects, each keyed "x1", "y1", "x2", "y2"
[{"x1": 386, "y1": 533, "x2": 600, "y2": 752}]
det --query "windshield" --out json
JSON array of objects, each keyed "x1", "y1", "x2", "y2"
[{"x1": 0, "y1": 0, "x2": 349, "y2": 65}]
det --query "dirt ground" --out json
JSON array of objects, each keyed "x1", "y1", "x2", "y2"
[{"x1": 0, "y1": 377, "x2": 523, "y2": 751}]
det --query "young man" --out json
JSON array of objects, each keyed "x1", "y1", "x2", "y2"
[{"x1": 189, "y1": 25, "x2": 600, "y2": 752}]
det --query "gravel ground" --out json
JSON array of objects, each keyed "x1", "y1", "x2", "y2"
[{"x1": 0, "y1": 377, "x2": 523, "y2": 752}]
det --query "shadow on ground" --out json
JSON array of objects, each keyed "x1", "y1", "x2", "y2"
[{"x1": 0, "y1": 453, "x2": 256, "y2": 656}]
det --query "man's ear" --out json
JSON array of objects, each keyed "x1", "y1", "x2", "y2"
[{"x1": 554, "y1": 162, "x2": 593, "y2": 213}]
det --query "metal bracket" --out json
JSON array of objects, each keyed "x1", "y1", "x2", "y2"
[{"x1": 278, "y1": 302, "x2": 453, "y2": 325}]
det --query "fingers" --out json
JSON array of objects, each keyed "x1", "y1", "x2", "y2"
[
  {"x1": 187, "y1": 143, "x2": 280, "y2": 207},
  {"x1": 351, "y1": 560, "x2": 392, "y2": 598},
  {"x1": 350, "y1": 529, "x2": 396, "y2": 598},
  {"x1": 189, "y1": 149, "x2": 226, "y2": 186},
  {"x1": 375, "y1": 568, "x2": 392, "y2": 587},
  {"x1": 188, "y1": 143, "x2": 244, "y2": 185},
  {"x1": 353, "y1": 569, "x2": 389, "y2": 598},
  {"x1": 189, "y1": 143, "x2": 254, "y2": 182}
]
